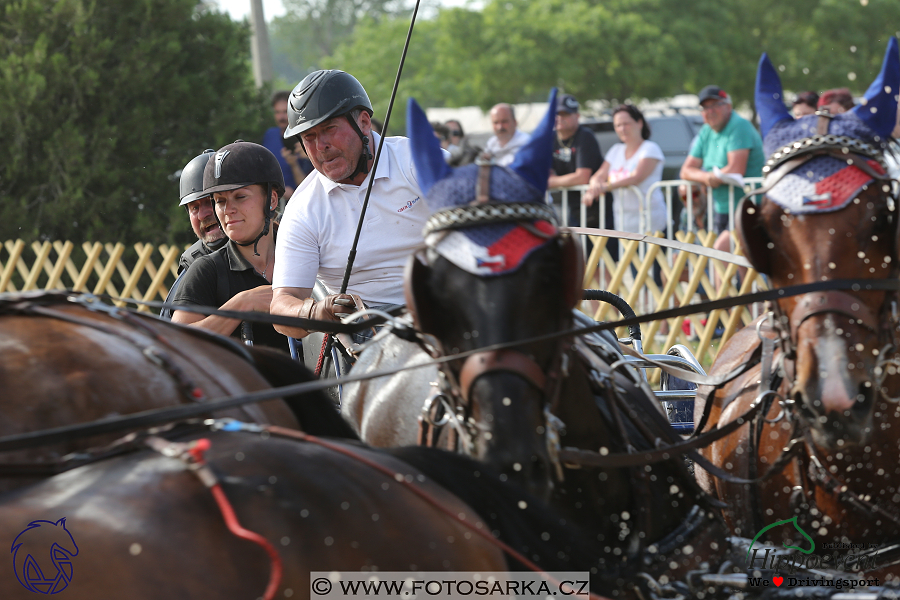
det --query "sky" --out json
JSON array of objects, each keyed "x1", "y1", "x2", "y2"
[
  {"x1": 215, "y1": 0, "x2": 287, "y2": 21},
  {"x1": 214, "y1": 0, "x2": 473, "y2": 21}
]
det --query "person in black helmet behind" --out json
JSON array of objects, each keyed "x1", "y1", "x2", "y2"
[
  {"x1": 159, "y1": 150, "x2": 228, "y2": 320},
  {"x1": 271, "y1": 70, "x2": 437, "y2": 339},
  {"x1": 170, "y1": 141, "x2": 289, "y2": 351}
]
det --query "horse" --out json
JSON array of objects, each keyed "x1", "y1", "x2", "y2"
[
  {"x1": 695, "y1": 40, "x2": 900, "y2": 575},
  {"x1": 0, "y1": 428, "x2": 523, "y2": 600},
  {"x1": 343, "y1": 92, "x2": 734, "y2": 597},
  {"x1": 0, "y1": 290, "x2": 353, "y2": 492}
]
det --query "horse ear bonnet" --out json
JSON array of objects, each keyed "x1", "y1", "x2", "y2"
[{"x1": 406, "y1": 89, "x2": 582, "y2": 307}]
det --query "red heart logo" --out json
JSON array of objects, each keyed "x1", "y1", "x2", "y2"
[{"x1": 773, "y1": 577, "x2": 783, "y2": 587}]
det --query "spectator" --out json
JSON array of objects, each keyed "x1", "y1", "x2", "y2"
[
  {"x1": 171, "y1": 142, "x2": 289, "y2": 351},
  {"x1": 262, "y1": 90, "x2": 309, "y2": 199},
  {"x1": 677, "y1": 183, "x2": 708, "y2": 232},
  {"x1": 432, "y1": 121, "x2": 451, "y2": 149},
  {"x1": 548, "y1": 93, "x2": 605, "y2": 234},
  {"x1": 271, "y1": 70, "x2": 438, "y2": 340},
  {"x1": 370, "y1": 117, "x2": 384, "y2": 135},
  {"x1": 445, "y1": 119, "x2": 465, "y2": 153},
  {"x1": 680, "y1": 85, "x2": 764, "y2": 236},
  {"x1": 484, "y1": 103, "x2": 530, "y2": 166},
  {"x1": 818, "y1": 88, "x2": 855, "y2": 114},
  {"x1": 159, "y1": 150, "x2": 228, "y2": 320},
  {"x1": 281, "y1": 139, "x2": 312, "y2": 196},
  {"x1": 445, "y1": 119, "x2": 482, "y2": 167},
  {"x1": 583, "y1": 104, "x2": 666, "y2": 235},
  {"x1": 792, "y1": 91, "x2": 819, "y2": 118}
]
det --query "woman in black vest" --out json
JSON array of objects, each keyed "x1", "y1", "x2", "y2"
[{"x1": 171, "y1": 141, "x2": 288, "y2": 351}]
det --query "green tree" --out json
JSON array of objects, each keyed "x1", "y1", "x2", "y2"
[
  {"x1": 324, "y1": 0, "x2": 900, "y2": 120},
  {"x1": 0, "y1": 0, "x2": 269, "y2": 245}
]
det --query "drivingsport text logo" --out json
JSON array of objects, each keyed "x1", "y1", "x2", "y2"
[{"x1": 311, "y1": 571, "x2": 590, "y2": 599}]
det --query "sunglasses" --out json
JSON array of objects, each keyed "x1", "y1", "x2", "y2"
[{"x1": 449, "y1": 130, "x2": 462, "y2": 137}]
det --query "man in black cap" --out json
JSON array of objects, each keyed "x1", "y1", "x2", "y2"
[
  {"x1": 680, "y1": 85, "x2": 764, "y2": 235},
  {"x1": 548, "y1": 93, "x2": 605, "y2": 239}
]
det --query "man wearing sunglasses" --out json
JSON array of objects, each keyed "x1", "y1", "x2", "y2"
[{"x1": 680, "y1": 85, "x2": 764, "y2": 235}]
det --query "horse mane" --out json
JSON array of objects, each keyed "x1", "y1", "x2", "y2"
[{"x1": 245, "y1": 346, "x2": 360, "y2": 440}]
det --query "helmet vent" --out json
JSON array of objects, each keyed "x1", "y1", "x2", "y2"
[{"x1": 214, "y1": 149, "x2": 230, "y2": 179}]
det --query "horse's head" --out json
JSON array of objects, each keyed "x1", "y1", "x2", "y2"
[
  {"x1": 403, "y1": 91, "x2": 582, "y2": 499},
  {"x1": 739, "y1": 40, "x2": 900, "y2": 449}
]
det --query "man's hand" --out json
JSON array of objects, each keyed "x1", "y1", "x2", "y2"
[
  {"x1": 706, "y1": 171, "x2": 722, "y2": 188},
  {"x1": 297, "y1": 294, "x2": 364, "y2": 323}
]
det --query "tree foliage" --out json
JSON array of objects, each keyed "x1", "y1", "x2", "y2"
[
  {"x1": 271, "y1": 0, "x2": 433, "y2": 82},
  {"x1": 0, "y1": 0, "x2": 270, "y2": 244},
  {"x1": 323, "y1": 0, "x2": 900, "y2": 134}
]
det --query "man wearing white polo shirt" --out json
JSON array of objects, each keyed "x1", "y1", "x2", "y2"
[{"x1": 271, "y1": 70, "x2": 430, "y2": 339}]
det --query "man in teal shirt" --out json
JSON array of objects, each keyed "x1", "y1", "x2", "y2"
[{"x1": 680, "y1": 85, "x2": 764, "y2": 234}]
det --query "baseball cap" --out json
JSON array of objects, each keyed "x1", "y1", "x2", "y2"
[
  {"x1": 558, "y1": 94, "x2": 580, "y2": 113},
  {"x1": 698, "y1": 85, "x2": 730, "y2": 104}
]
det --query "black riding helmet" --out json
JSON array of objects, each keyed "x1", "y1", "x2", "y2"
[
  {"x1": 179, "y1": 149, "x2": 215, "y2": 206},
  {"x1": 202, "y1": 141, "x2": 285, "y2": 256},
  {"x1": 284, "y1": 70, "x2": 374, "y2": 181}
]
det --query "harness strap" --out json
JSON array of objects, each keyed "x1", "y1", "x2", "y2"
[
  {"x1": 816, "y1": 112, "x2": 833, "y2": 135},
  {"x1": 145, "y1": 436, "x2": 282, "y2": 600},
  {"x1": 790, "y1": 290, "x2": 880, "y2": 339},
  {"x1": 475, "y1": 163, "x2": 492, "y2": 204},
  {"x1": 459, "y1": 349, "x2": 547, "y2": 400}
]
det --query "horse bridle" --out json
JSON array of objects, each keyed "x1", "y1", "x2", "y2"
[{"x1": 407, "y1": 164, "x2": 579, "y2": 454}]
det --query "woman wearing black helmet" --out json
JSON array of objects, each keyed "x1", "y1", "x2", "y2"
[{"x1": 170, "y1": 141, "x2": 288, "y2": 351}]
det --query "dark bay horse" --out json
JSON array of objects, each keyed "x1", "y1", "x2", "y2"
[
  {"x1": 696, "y1": 41, "x2": 900, "y2": 573},
  {"x1": 0, "y1": 291, "x2": 342, "y2": 491},
  {"x1": 0, "y1": 429, "x2": 518, "y2": 600},
  {"x1": 344, "y1": 93, "x2": 732, "y2": 596}
]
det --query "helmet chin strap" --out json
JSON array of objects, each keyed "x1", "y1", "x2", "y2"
[
  {"x1": 345, "y1": 113, "x2": 373, "y2": 181},
  {"x1": 234, "y1": 183, "x2": 274, "y2": 256}
]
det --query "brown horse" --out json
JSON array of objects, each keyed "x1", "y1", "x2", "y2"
[
  {"x1": 0, "y1": 291, "x2": 353, "y2": 491},
  {"x1": 0, "y1": 429, "x2": 516, "y2": 600},
  {"x1": 696, "y1": 43, "x2": 900, "y2": 574}
]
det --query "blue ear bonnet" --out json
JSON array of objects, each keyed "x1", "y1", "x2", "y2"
[
  {"x1": 763, "y1": 112, "x2": 887, "y2": 158},
  {"x1": 423, "y1": 164, "x2": 544, "y2": 213},
  {"x1": 756, "y1": 38, "x2": 899, "y2": 160}
]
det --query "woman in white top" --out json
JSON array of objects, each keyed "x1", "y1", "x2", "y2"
[{"x1": 583, "y1": 105, "x2": 666, "y2": 234}]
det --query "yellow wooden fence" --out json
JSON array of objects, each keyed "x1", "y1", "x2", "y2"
[
  {"x1": 1, "y1": 235, "x2": 762, "y2": 369},
  {"x1": 580, "y1": 229, "x2": 766, "y2": 372},
  {"x1": 0, "y1": 240, "x2": 183, "y2": 307}
]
